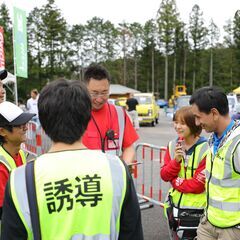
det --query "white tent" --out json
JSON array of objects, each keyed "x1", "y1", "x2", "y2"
[
  {"x1": 2, "y1": 71, "x2": 16, "y2": 85},
  {"x1": 2, "y1": 72, "x2": 17, "y2": 103}
]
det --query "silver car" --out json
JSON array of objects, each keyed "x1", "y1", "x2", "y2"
[{"x1": 173, "y1": 95, "x2": 191, "y2": 115}]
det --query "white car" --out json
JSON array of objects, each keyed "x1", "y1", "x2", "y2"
[
  {"x1": 107, "y1": 98, "x2": 117, "y2": 105},
  {"x1": 227, "y1": 94, "x2": 239, "y2": 116},
  {"x1": 173, "y1": 95, "x2": 191, "y2": 115}
]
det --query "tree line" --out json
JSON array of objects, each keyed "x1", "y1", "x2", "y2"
[{"x1": 0, "y1": 0, "x2": 240, "y2": 101}]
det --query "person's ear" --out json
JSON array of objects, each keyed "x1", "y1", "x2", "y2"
[
  {"x1": 211, "y1": 108, "x2": 220, "y2": 121},
  {"x1": 0, "y1": 127, "x2": 7, "y2": 137}
]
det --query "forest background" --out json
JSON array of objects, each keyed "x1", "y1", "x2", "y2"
[{"x1": 1, "y1": 0, "x2": 240, "y2": 101}]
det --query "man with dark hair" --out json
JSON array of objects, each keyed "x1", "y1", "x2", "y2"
[
  {"x1": 82, "y1": 64, "x2": 139, "y2": 164},
  {"x1": 126, "y1": 93, "x2": 139, "y2": 130},
  {"x1": 0, "y1": 101, "x2": 35, "y2": 219},
  {"x1": 190, "y1": 86, "x2": 240, "y2": 240},
  {"x1": 1, "y1": 79, "x2": 143, "y2": 240}
]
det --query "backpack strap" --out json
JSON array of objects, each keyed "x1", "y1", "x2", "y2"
[{"x1": 25, "y1": 160, "x2": 42, "y2": 240}]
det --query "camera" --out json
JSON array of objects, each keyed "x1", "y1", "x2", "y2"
[{"x1": 106, "y1": 129, "x2": 115, "y2": 140}]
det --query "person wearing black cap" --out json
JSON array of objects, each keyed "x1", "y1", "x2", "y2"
[
  {"x1": 0, "y1": 101, "x2": 35, "y2": 219},
  {"x1": 0, "y1": 70, "x2": 7, "y2": 103}
]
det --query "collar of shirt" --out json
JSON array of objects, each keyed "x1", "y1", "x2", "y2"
[
  {"x1": 213, "y1": 120, "x2": 235, "y2": 155},
  {"x1": 186, "y1": 136, "x2": 207, "y2": 155}
]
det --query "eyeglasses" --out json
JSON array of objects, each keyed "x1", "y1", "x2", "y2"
[{"x1": 89, "y1": 92, "x2": 109, "y2": 98}]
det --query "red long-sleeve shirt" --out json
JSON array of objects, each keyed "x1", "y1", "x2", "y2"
[{"x1": 160, "y1": 141, "x2": 206, "y2": 194}]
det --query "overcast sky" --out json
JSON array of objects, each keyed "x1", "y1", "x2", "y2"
[{"x1": 2, "y1": 0, "x2": 240, "y2": 32}]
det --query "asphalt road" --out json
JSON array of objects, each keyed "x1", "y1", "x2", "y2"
[{"x1": 136, "y1": 109, "x2": 176, "y2": 240}]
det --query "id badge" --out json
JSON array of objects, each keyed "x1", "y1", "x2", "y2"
[{"x1": 107, "y1": 139, "x2": 119, "y2": 149}]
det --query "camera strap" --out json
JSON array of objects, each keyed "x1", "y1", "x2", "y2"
[{"x1": 91, "y1": 114, "x2": 105, "y2": 152}]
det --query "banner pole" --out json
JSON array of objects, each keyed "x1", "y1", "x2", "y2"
[
  {"x1": 13, "y1": 7, "x2": 28, "y2": 105},
  {"x1": 12, "y1": 8, "x2": 18, "y2": 105}
]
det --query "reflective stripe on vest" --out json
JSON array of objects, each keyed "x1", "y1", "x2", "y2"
[
  {"x1": 105, "y1": 106, "x2": 125, "y2": 157},
  {"x1": 206, "y1": 129, "x2": 240, "y2": 227},
  {"x1": 11, "y1": 150, "x2": 127, "y2": 240},
  {"x1": 169, "y1": 141, "x2": 209, "y2": 209},
  {"x1": 0, "y1": 147, "x2": 26, "y2": 172},
  {"x1": 10, "y1": 165, "x2": 33, "y2": 239}
]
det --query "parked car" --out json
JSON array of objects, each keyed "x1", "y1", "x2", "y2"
[
  {"x1": 115, "y1": 97, "x2": 127, "y2": 108},
  {"x1": 108, "y1": 98, "x2": 117, "y2": 105},
  {"x1": 173, "y1": 95, "x2": 191, "y2": 115},
  {"x1": 156, "y1": 99, "x2": 168, "y2": 108},
  {"x1": 133, "y1": 93, "x2": 159, "y2": 126},
  {"x1": 232, "y1": 104, "x2": 240, "y2": 120},
  {"x1": 227, "y1": 94, "x2": 239, "y2": 117}
]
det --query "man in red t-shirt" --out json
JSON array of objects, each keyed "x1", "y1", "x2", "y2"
[
  {"x1": 0, "y1": 101, "x2": 35, "y2": 218},
  {"x1": 82, "y1": 65, "x2": 138, "y2": 164}
]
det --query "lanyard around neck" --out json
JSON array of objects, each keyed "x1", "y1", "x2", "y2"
[
  {"x1": 91, "y1": 114, "x2": 105, "y2": 152},
  {"x1": 91, "y1": 103, "x2": 113, "y2": 153}
]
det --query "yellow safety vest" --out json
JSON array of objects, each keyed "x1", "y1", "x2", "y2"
[
  {"x1": 10, "y1": 150, "x2": 127, "y2": 240},
  {"x1": 167, "y1": 141, "x2": 209, "y2": 209},
  {"x1": 0, "y1": 146, "x2": 26, "y2": 172},
  {"x1": 206, "y1": 128, "x2": 240, "y2": 228}
]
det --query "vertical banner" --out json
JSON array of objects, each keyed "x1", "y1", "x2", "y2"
[
  {"x1": 13, "y1": 7, "x2": 28, "y2": 78},
  {"x1": 0, "y1": 26, "x2": 5, "y2": 69}
]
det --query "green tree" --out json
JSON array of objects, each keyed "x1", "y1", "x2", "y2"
[
  {"x1": 40, "y1": 0, "x2": 68, "y2": 80},
  {"x1": 181, "y1": 27, "x2": 189, "y2": 85},
  {"x1": 27, "y1": 7, "x2": 45, "y2": 89},
  {"x1": 156, "y1": 0, "x2": 179, "y2": 100},
  {"x1": 224, "y1": 19, "x2": 235, "y2": 86},
  {"x1": 4, "y1": 1, "x2": 239, "y2": 100},
  {"x1": 68, "y1": 24, "x2": 86, "y2": 80},
  {"x1": 189, "y1": 4, "x2": 208, "y2": 91},
  {"x1": 0, "y1": 3, "x2": 13, "y2": 72},
  {"x1": 118, "y1": 22, "x2": 133, "y2": 85},
  {"x1": 102, "y1": 20, "x2": 119, "y2": 61},
  {"x1": 140, "y1": 20, "x2": 158, "y2": 92},
  {"x1": 129, "y1": 22, "x2": 144, "y2": 89},
  {"x1": 84, "y1": 17, "x2": 106, "y2": 64},
  {"x1": 208, "y1": 19, "x2": 220, "y2": 86},
  {"x1": 233, "y1": 10, "x2": 240, "y2": 80},
  {"x1": 172, "y1": 21, "x2": 187, "y2": 87}
]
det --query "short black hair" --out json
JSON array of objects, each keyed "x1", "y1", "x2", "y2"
[
  {"x1": 190, "y1": 86, "x2": 229, "y2": 115},
  {"x1": 83, "y1": 64, "x2": 111, "y2": 84},
  {"x1": 38, "y1": 79, "x2": 92, "y2": 144}
]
